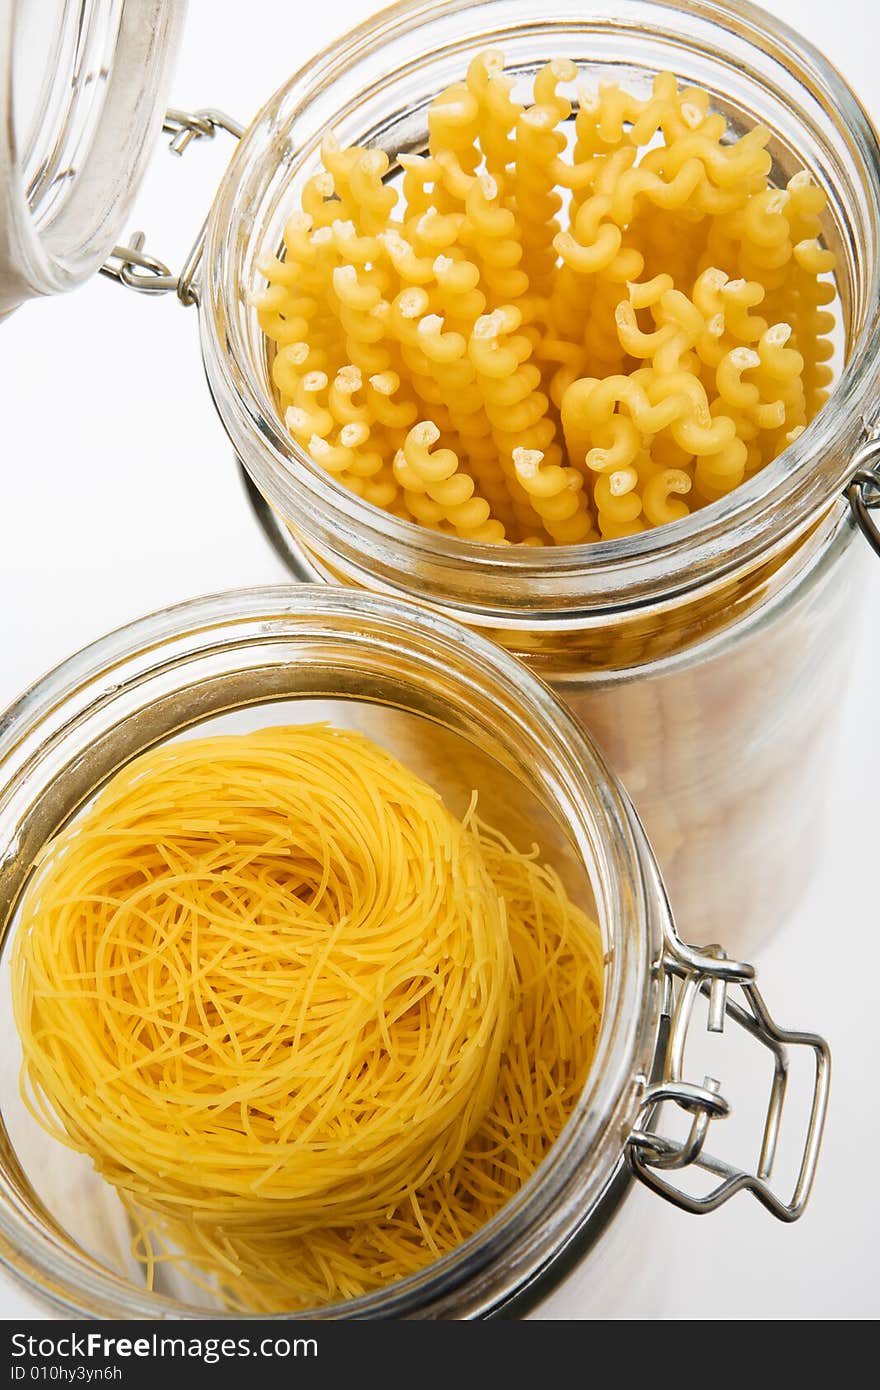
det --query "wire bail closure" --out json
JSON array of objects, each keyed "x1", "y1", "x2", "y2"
[
  {"x1": 846, "y1": 432, "x2": 880, "y2": 557},
  {"x1": 628, "y1": 931, "x2": 830, "y2": 1222},
  {"x1": 99, "y1": 107, "x2": 244, "y2": 306}
]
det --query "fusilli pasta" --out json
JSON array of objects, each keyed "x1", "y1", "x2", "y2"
[{"x1": 257, "y1": 56, "x2": 838, "y2": 544}]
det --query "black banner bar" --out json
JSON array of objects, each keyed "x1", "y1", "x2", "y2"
[{"x1": 1, "y1": 1320, "x2": 620, "y2": 1388}]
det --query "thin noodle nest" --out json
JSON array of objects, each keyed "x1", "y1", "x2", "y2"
[{"x1": 12, "y1": 726, "x2": 603, "y2": 1311}]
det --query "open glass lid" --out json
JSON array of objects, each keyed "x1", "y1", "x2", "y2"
[{"x1": 0, "y1": 0, "x2": 185, "y2": 318}]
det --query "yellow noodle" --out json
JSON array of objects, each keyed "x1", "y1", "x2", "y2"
[{"x1": 12, "y1": 726, "x2": 603, "y2": 1313}]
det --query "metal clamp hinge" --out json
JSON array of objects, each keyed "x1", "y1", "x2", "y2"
[
  {"x1": 627, "y1": 938, "x2": 830, "y2": 1223},
  {"x1": 99, "y1": 108, "x2": 244, "y2": 306},
  {"x1": 846, "y1": 430, "x2": 880, "y2": 558}
]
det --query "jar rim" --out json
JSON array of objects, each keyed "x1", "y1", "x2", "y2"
[
  {"x1": 0, "y1": 584, "x2": 661, "y2": 1317},
  {"x1": 201, "y1": 0, "x2": 880, "y2": 621}
]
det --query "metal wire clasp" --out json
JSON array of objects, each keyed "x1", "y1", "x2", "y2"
[
  {"x1": 846, "y1": 430, "x2": 880, "y2": 557},
  {"x1": 99, "y1": 107, "x2": 244, "y2": 306},
  {"x1": 628, "y1": 935, "x2": 830, "y2": 1222}
]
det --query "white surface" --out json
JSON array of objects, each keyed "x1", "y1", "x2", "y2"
[{"x1": 0, "y1": 0, "x2": 877, "y2": 1322}]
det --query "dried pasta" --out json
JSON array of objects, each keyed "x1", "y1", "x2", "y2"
[
  {"x1": 12, "y1": 726, "x2": 603, "y2": 1313},
  {"x1": 257, "y1": 54, "x2": 837, "y2": 544}
]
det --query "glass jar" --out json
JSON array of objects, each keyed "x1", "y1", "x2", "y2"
[
  {"x1": 193, "y1": 0, "x2": 880, "y2": 954},
  {"x1": 0, "y1": 0, "x2": 184, "y2": 318},
  {"x1": 0, "y1": 586, "x2": 828, "y2": 1318}
]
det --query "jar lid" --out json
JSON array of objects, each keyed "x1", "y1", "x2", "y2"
[{"x1": 0, "y1": 0, "x2": 185, "y2": 319}]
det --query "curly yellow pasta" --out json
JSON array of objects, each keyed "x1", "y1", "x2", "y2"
[
  {"x1": 257, "y1": 54, "x2": 838, "y2": 544},
  {"x1": 512, "y1": 60, "x2": 575, "y2": 296},
  {"x1": 513, "y1": 447, "x2": 597, "y2": 544},
  {"x1": 393, "y1": 421, "x2": 506, "y2": 542},
  {"x1": 465, "y1": 49, "x2": 518, "y2": 180}
]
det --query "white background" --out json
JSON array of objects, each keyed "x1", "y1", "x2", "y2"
[{"x1": 1, "y1": 0, "x2": 877, "y2": 1320}]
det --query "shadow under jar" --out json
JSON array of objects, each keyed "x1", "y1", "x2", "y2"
[
  {"x1": 200, "y1": 0, "x2": 880, "y2": 956},
  {"x1": 0, "y1": 587, "x2": 829, "y2": 1317}
]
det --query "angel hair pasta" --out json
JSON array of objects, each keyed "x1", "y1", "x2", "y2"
[
  {"x1": 257, "y1": 56, "x2": 837, "y2": 543},
  {"x1": 12, "y1": 725, "x2": 603, "y2": 1313}
]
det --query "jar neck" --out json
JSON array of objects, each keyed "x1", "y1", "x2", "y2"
[{"x1": 249, "y1": 500, "x2": 847, "y2": 676}]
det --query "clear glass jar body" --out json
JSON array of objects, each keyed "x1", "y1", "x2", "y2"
[
  {"x1": 0, "y1": 587, "x2": 667, "y2": 1319},
  {"x1": 561, "y1": 519, "x2": 867, "y2": 957},
  {"x1": 200, "y1": 0, "x2": 880, "y2": 951}
]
